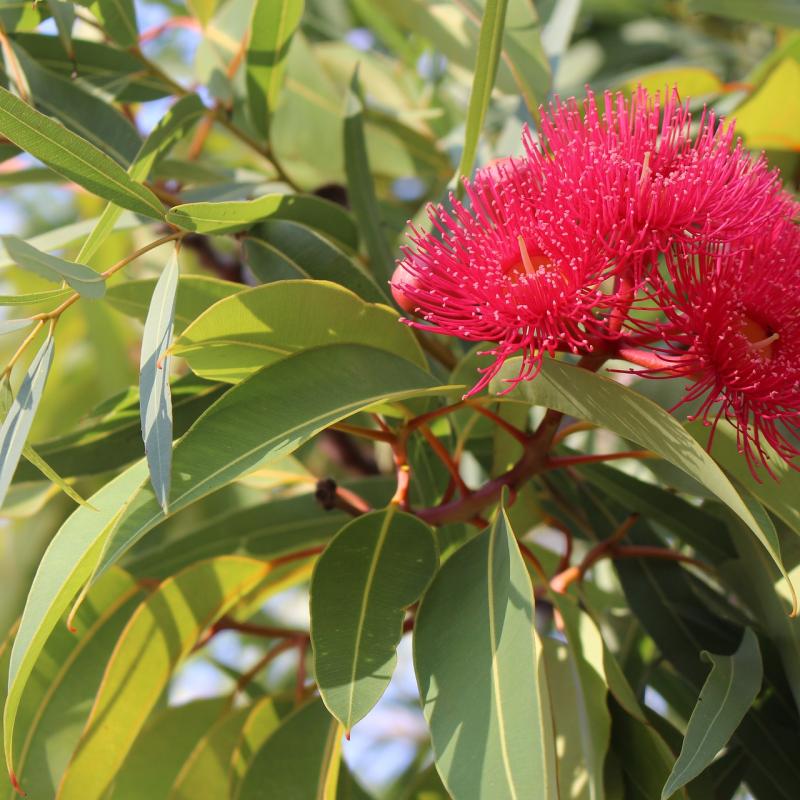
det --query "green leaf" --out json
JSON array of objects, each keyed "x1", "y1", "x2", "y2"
[
  {"x1": 124, "y1": 477, "x2": 392, "y2": 579},
  {"x1": 414, "y1": 505, "x2": 557, "y2": 800},
  {"x1": 44, "y1": 0, "x2": 75, "y2": 60},
  {"x1": 78, "y1": 94, "x2": 207, "y2": 264},
  {"x1": 311, "y1": 507, "x2": 437, "y2": 730},
  {"x1": 611, "y1": 704, "x2": 682, "y2": 800},
  {"x1": 0, "y1": 336, "x2": 54, "y2": 510},
  {"x1": 10, "y1": 40, "x2": 142, "y2": 167},
  {"x1": 0, "y1": 288, "x2": 71, "y2": 307},
  {"x1": 0, "y1": 319, "x2": 31, "y2": 336},
  {"x1": 499, "y1": 358, "x2": 793, "y2": 603},
  {"x1": 111, "y1": 699, "x2": 229, "y2": 800},
  {"x1": 4, "y1": 460, "x2": 150, "y2": 777},
  {"x1": 171, "y1": 280, "x2": 427, "y2": 383},
  {"x1": 229, "y1": 697, "x2": 285, "y2": 797},
  {"x1": 720, "y1": 513, "x2": 800, "y2": 715},
  {"x1": 11, "y1": 32, "x2": 172, "y2": 102},
  {"x1": 689, "y1": 420, "x2": 800, "y2": 539},
  {"x1": 170, "y1": 706, "x2": 252, "y2": 800},
  {"x1": 546, "y1": 593, "x2": 612, "y2": 799},
  {"x1": 6, "y1": 346, "x2": 449, "y2": 743},
  {"x1": 662, "y1": 629, "x2": 762, "y2": 799},
  {"x1": 236, "y1": 697, "x2": 342, "y2": 800},
  {"x1": 0, "y1": 86, "x2": 163, "y2": 218},
  {"x1": 8, "y1": 568, "x2": 142, "y2": 798},
  {"x1": 344, "y1": 69, "x2": 395, "y2": 284},
  {"x1": 687, "y1": 0, "x2": 800, "y2": 26},
  {"x1": 244, "y1": 220, "x2": 383, "y2": 302},
  {"x1": 95, "y1": 345, "x2": 448, "y2": 581},
  {"x1": 1, "y1": 235, "x2": 105, "y2": 298},
  {"x1": 453, "y1": 0, "x2": 509, "y2": 184},
  {"x1": 90, "y1": 0, "x2": 138, "y2": 46},
  {"x1": 106, "y1": 275, "x2": 241, "y2": 333},
  {"x1": 57, "y1": 557, "x2": 272, "y2": 800},
  {"x1": 0, "y1": 213, "x2": 140, "y2": 270},
  {"x1": 12, "y1": 375, "x2": 225, "y2": 482},
  {"x1": 139, "y1": 247, "x2": 179, "y2": 512},
  {"x1": 166, "y1": 193, "x2": 357, "y2": 243},
  {"x1": 246, "y1": 0, "x2": 305, "y2": 138}
]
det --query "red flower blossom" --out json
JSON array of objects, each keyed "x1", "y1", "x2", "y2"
[
  {"x1": 393, "y1": 158, "x2": 622, "y2": 396},
  {"x1": 633, "y1": 220, "x2": 800, "y2": 477},
  {"x1": 524, "y1": 87, "x2": 792, "y2": 277}
]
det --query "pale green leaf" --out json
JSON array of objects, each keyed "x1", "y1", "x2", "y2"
[
  {"x1": 171, "y1": 280, "x2": 427, "y2": 383},
  {"x1": 311, "y1": 507, "x2": 437, "y2": 730},
  {"x1": 662, "y1": 629, "x2": 762, "y2": 798},
  {"x1": 2, "y1": 235, "x2": 105, "y2": 298},
  {"x1": 0, "y1": 336, "x2": 54, "y2": 510},
  {"x1": 0, "y1": 319, "x2": 31, "y2": 336},
  {"x1": 106, "y1": 275, "x2": 241, "y2": 334},
  {"x1": 229, "y1": 697, "x2": 284, "y2": 798},
  {"x1": 0, "y1": 86, "x2": 163, "y2": 218},
  {"x1": 58, "y1": 557, "x2": 272, "y2": 800},
  {"x1": 414, "y1": 506, "x2": 557, "y2": 800},
  {"x1": 139, "y1": 247, "x2": 179, "y2": 512}
]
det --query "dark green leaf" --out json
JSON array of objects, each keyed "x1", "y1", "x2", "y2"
[
  {"x1": 90, "y1": 0, "x2": 138, "y2": 47},
  {"x1": 344, "y1": 69, "x2": 395, "y2": 284}
]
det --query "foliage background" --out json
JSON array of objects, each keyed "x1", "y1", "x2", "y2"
[{"x1": 0, "y1": 0, "x2": 798, "y2": 798}]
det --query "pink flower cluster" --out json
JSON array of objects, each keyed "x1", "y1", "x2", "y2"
[{"x1": 392, "y1": 87, "x2": 800, "y2": 476}]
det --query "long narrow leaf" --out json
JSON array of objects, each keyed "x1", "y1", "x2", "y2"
[
  {"x1": 139, "y1": 248, "x2": 179, "y2": 512},
  {"x1": 2, "y1": 236, "x2": 105, "y2": 299},
  {"x1": 0, "y1": 336, "x2": 54, "y2": 509},
  {"x1": 344, "y1": 69, "x2": 395, "y2": 285},
  {"x1": 246, "y1": 0, "x2": 305, "y2": 138},
  {"x1": 453, "y1": 0, "x2": 509, "y2": 185},
  {"x1": 0, "y1": 86, "x2": 163, "y2": 218}
]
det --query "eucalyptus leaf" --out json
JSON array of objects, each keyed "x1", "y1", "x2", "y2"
[
  {"x1": 0, "y1": 336, "x2": 54, "y2": 511},
  {"x1": 414, "y1": 505, "x2": 557, "y2": 800},
  {"x1": 0, "y1": 86, "x2": 163, "y2": 218},
  {"x1": 662, "y1": 629, "x2": 762, "y2": 798},
  {"x1": 2, "y1": 235, "x2": 105, "y2": 298},
  {"x1": 246, "y1": 0, "x2": 305, "y2": 138},
  {"x1": 57, "y1": 557, "x2": 272, "y2": 800},
  {"x1": 139, "y1": 247, "x2": 179, "y2": 512},
  {"x1": 311, "y1": 507, "x2": 437, "y2": 730}
]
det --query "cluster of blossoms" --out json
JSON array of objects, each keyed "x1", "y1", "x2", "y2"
[{"x1": 391, "y1": 87, "x2": 800, "y2": 476}]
